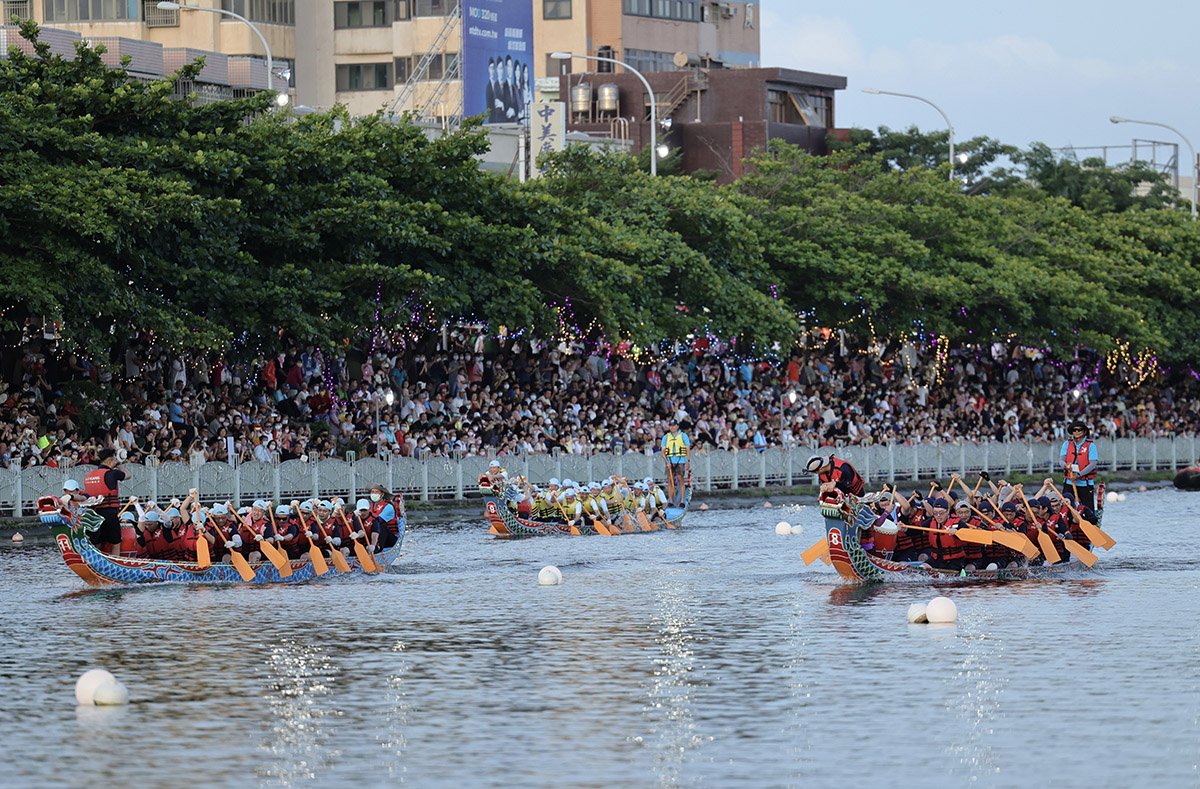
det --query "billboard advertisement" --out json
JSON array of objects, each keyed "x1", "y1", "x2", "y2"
[{"x1": 462, "y1": 0, "x2": 533, "y2": 124}]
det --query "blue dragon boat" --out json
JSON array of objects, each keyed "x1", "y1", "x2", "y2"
[{"x1": 40, "y1": 499, "x2": 403, "y2": 586}]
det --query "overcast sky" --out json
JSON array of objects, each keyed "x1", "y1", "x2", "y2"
[{"x1": 760, "y1": 1, "x2": 1200, "y2": 162}]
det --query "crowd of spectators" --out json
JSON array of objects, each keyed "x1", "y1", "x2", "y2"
[{"x1": 2, "y1": 328, "x2": 1198, "y2": 471}]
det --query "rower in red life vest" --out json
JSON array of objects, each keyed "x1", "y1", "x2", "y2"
[
  {"x1": 137, "y1": 504, "x2": 195, "y2": 561},
  {"x1": 233, "y1": 504, "x2": 266, "y2": 563},
  {"x1": 204, "y1": 503, "x2": 243, "y2": 562},
  {"x1": 805, "y1": 454, "x2": 865, "y2": 497},
  {"x1": 313, "y1": 500, "x2": 348, "y2": 558},
  {"x1": 892, "y1": 490, "x2": 930, "y2": 562},
  {"x1": 953, "y1": 499, "x2": 985, "y2": 572},
  {"x1": 367, "y1": 485, "x2": 402, "y2": 551},
  {"x1": 351, "y1": 498, "x2": 375, "y2": 551},
  {"x1": 1024, "y1": 496, "x2": 1067, "y2": 565},
  {"x1": 923, "y1": 497, "x2": 965, "y2": 570},
  {"x1": 273, "y1": 503, "x2": 304, "y2": 559}
]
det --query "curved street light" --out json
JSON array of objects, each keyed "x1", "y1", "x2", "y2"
[
  {"x1": 157, "y1": 1, "x2": 285, "y2": 105},
  {"x1": 862, "y1": 87, "x2": 955, "y2": 181},
  {"x1": 1110, "y1": 115, "x2": 1196, "y2": 220},
  {"x1": 551, "y1": 51, "x2": 658, "y2": 176}
]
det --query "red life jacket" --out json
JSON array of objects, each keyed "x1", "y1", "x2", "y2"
[
  {"x1": 926, "y1": 515, "x2": 965, "y2": 561},
  {"x1": 83, "y1": 467, "x2": 119, "y2": 508},
  {"x1": 819, "y1": 458, "x2": 865, "y2": 496},
  {"x1": 959, "y1": 515, "x2": 984, "y2": 562},
  {"x1": 370, "y1": 497, "x2": 402, "y2": 536},
  {"x1": 896, "y1": 510, "x2": 928, "y2": 552},
  {"x1": 1063, "y1": 439, "x2": 1096, "y2": 481}
]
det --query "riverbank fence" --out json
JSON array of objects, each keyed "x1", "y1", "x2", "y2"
[{"x1": 2, "y1": 436, "x2": 1196, "y2": 517}]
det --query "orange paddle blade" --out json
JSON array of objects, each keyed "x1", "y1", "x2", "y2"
[
  {"x1": 592, "y1": 519, "x2": 612, "y2": 536},
  {"x1": 195, "y1": 531, "x2": 211, "y2": 569},
  {"x1": 801, "y1": 538, "x2": 829, "y2": 566},
  {"x1": 306, "y1": 536, "x2": 329, "y2": 575},
  {"x1": 259, "y1": 539, "x2": 292, "y2": 577},
  {"x1": 329, "y1": 546, "x2": 351, "y2": 573},
  {"x1": 636, "y1": 512, "x2": 656, "y2": 532},
  {"x1": 956, "y1": 528, "x2": 993, "y2": 545},
  {"x1": 991, "y1": 530, "x2": 1027, "y2": 554},
  {"x1": 354, "y1": 540, "x2": 377, "y2": 573},
  {"x1": 1036, "y1": 532, "x2": 1061, "y2": 565},
  {"x1": 817, "y1": 551, "x2": 831, "y2": 565},
  {"x1": 1077, "y1": 519, "x2": 1115, "y2": 550},
  {"x1": 1062, "y1": 539, "x2": 1097, "y2": 567},
  {"x1": 1018, "y1": 535, "x2": 1041, "y2": 560},
  {"x1": 229, "y1": 550, "x2": 256, "y2": 582},
  {"x1": 568, "y1": 524, "x2": 581, "y2": 536}
]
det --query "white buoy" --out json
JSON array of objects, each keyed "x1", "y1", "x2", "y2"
[
  {"x1": 1117, "y1": 492, "x2": 1128, "y2": 502},
  {"x1": 789, "y1": 523, "x2": 803, "y2": 537},
  {"x1": 1137, "y1": 485, "x2": 1147, "y2": 492},
  {"x1": 75, "y1": 669, "x2": 117, "y2": 705},
  {"x1": 763, "y1": 501, "x2": 773, "y2": 508},
  {"x1": 11, "y1": 532, "x2": 23, "y2": 543},
  {"x1": 92, "y1": 679, "x2": 129, "y2": 706},
  {"x1": 1105, "y1": 491, "x2": 1119, "y2": 504},
  {"x1": 698, "y1": 503, "x2": 709, "y2": 511},
  {"x1": 926, "y1": 596, "x2": 958, "y2": 624},
  {"x1": 537, "y1": 565, "x2": 563, "y2": 586},
  {"x1": 907, "y1": 603, "x2": 928, "y2": 624},
  {"x1": 774, "y1": 521, "x2": 791, "y2": 535}
]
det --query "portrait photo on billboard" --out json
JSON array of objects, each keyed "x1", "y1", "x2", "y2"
[{"x1": 462, "y1": 0, "x2": 533, "y2": 124}]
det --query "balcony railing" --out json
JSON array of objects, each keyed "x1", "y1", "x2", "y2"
[
  {"x1": 143, "y1": 0, "x2": 179, "y2": 26},
  {"x1": 2, "y1": 0, "x2": 33, "y2": 22}
]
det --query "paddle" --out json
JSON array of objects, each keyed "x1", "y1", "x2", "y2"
[
  {"x1": 337, "y1": 507, "x2": 377, "y2": 573},
  {"x1": 290, "y1": 502, "x2": 330, "y2": 575},
  {"x1": 208, "y1": 514, "x2": 255, "y2": 582},
  {"x1": 663, "y1": 454, "x2": 676, "y2": 510},
  {"x1": 1016, "y1": 489, "x2": 1061, "y2": 564},
  {"x1": 636, "y1": 511, "x2": 658, "y2": 533},
  {"x1": 1052, "y1": 481, "x2": 1116, "y2": 550},
  {"x1": 964, "y1": 501, "x2": 1040, "y2": 560},
  {"x1": 897, "y1": 521, "x2": 994, "y2": 546},
  {"x1": 312, "y1": 510, "x2": 352, "y2": 574},
  {"x1": 555, "y1": 501, "x2": 585, "y2": 536},
  {"x1": 193, "y1": 511, "x2": 211, "y2": 569},
  {"x1": 801, "y1": 538, "x2": 829, "y2": 566},
  {"x1": 234, "y1": 501, "x2": 291, "y2": 577},
  {"x1": 116, "y1": 496, "x2": 138, "y2": 518}
]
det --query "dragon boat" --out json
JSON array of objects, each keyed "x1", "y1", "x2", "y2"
[
  {"x1": 816, "y1": 486, "x2": 1105, "y2": 583},
  {"x1": 482, "y1": 480, "x2": 693, "y2": 538},
  {"x1": 40, "y1": 499, "x2": 404, "y2": 586}
]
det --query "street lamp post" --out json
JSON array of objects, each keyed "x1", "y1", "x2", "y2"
[
  {"x1": 375, "y1": 389, "x2": 395, "y2": 438},
  {"x1": 780, "y1": 390, "x2": 797, "y2": 447},
  {"x1": 551, "y1": 51, "x2": 658, "y2": 176},
  {"x1": 1110, "y1": 115, "x2": 1197, "y2": 220},
  {"x1": 157, "y1": 1, "x2": 285, "y2": 104},
  {"x1": 862, "y1": 88, "x2": 955, "y2": 181}
]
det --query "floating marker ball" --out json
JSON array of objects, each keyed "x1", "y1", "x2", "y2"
[
  {"x1": 92, "y1": 679, "x2": 129, "y2": 706},
  {"x1": 1117, "y1": 492, "x2": 1128, "y2": 502},
  {"x1": 763, "y1": 501, "x2": 773, "y2": 509},
  {"x1": 1137, "y1": 485, "x2": 1147, "y2": 493},
  {"x1": 907, "y1": 603, "x2": 928, "y2": 624},
  {"x1": 11, "y1": 532, "x2": 23, "y2": 543},
  {"x1": 1105, "y1": 491, "x2": 1119, "y2": 504},
  {"x1": 775, "y1": 521, "x2": 792, "y2": 536},
  {"x1": 537, "y1": 566, "x2": 563, "y2": 586},
  {"x1": 698, "y1": 503, "x2": 709, "y2": 511},
  {"x1": 75, "y1": 669, "x2": 116, "y2": 705},
  {"x1": 789, "y1": 523, "x2": 803, "y2": 537},
  {"x1": 925, "y1": 596, "x2": 958, "y2": 624}
]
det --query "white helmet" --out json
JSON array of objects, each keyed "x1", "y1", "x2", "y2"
[
  {"x1": 548, "y1": 477, "x2": 560, "y2": 487},
  {"x1": 804, "y1": 455, "x2": 826, "y2": 473},
  {"x1": 63, "y1": 480, "x2": 82, "y2": 492},
  {"x1": 356, "y1": 498, "x2": 371, "y2": 511}
]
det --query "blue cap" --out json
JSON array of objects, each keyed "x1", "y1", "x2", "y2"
[
  {"x1": 1033, "y1": 497, "x2": 1052, "y2": 509},
  {"x1": 163, "y1": 507, "x2": 181, "y2": 519},
  {"x1": 1001, "y1": 502, "x2": 1018, "y2": 513},
  {"x1": 143, "y1": 510, "x2": 161, "y2": 523},
  {"x1": 929, "y1": 497, "x2": 949, "y2": 509},
  {"x1": 119, "y1": 511, "x2": 136, "y2": 522}
]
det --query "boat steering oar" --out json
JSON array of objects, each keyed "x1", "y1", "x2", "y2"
[
  {"x1": 207, "y1": 514, "x2": 255, "y2": 582},
  {"x1": 800, "y1": 537, "x2": 830, "y2": 566},
  {"x1": 290, "y1": 503, "x2": 330, "y2": 575},
  {"x1": 1051, "y1": 481, "x2": 1116, "y2": 550},
  {"x1": 337, "y1": 507, "x2": 378, "y2": 573}
]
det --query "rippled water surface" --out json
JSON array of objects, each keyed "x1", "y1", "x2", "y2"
[{"x1": 2, "y1": 489, "x2": 1198, "y2": 788}]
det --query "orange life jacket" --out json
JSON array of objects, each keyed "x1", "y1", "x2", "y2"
[
  {"x1": 1063, "y1": 439, "x2": 1097, "y2": 481},
  {"x1": 84, "y1": 467, "x2": 119, "y2": 508}
]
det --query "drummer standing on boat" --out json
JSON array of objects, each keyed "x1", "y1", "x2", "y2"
[
  {"x1": 84, "y1": 448, "x2": 127, "y2": 555},
  {"x1": 805, "y1": 454, "x2": 865, "y2": 497},
  {"x1": 1060, "y1": 420, "x2": 1098, "y2": 511}
]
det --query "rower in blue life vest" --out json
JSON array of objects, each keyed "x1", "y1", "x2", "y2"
[
  {"x1": 367, "y1": 484, "x2": 402, "y2": 551},
  {"x1": 805, "y1": 454, "x2": 865, "y2": 497},
  {"x1": 660, "y1": 420, "x2": 691, "y2": 508},
  {"x1": 1060, "y1": 420, "x2": 1099, "y2": 511}
]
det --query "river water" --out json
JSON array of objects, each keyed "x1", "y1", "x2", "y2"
[{"x1": 1, "y1": 488, "x2": 1197, "y2": 788}]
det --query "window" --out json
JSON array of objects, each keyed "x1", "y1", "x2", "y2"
[
  {"x1": 546, "y1": 52, "x2": 571, "y2": 77},
  {"x1": 393, "y1": 0, "x2": 409, "y2": 19},
  {"x1": 624, "y1": 48, "x2": 677, "y2": 74},
  {"x1": 220, "y1": 0, "x2": 294, "y2": 24},
  {"x1": 335, "y1": 0, "x2": 388, "y2": 28},
  {"x1": 336, "y1": 62, "x2": 394, "y2": 91},
  {"x1": 424, "y1": 52, "x2": 458, "y2": 80},
  {"x1": 413, "y1": 0, "x2": 447, "y2": 16},
  {"x1": 543, "y1": 0, "x2": 570, "y2": 19},
  {"x1": 622, "y1": 0, "x2": 697, "y2": 21},
  {"x1": 44, "y1": 0, "x2": 133, "y2": 21},
  {"x1": 394, "y1": 56, "x2": 412, "y2": 84},
  {"x1": 767, "y1": 90, "x2": 829, "y2": 127}
]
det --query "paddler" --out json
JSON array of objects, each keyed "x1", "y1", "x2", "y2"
[
  {"x1": 953, "y1": 499, "x2": 984, "y2": 572},
  {"x1": 924, "y1": 497, "x2": 965, "y2": 570},
  {"x1": 559, "y1": 487, "x2": 582, "y2": 528},
  {"x1": 206, "y1": 503, "x2": 243, "y2": 562}
]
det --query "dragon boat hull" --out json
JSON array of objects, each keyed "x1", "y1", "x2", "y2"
[
  {"x1": 42, "y1": 507, "x2": 404, "y2": 586},
  {"x1": 483, "y1": 485, "x2": 692, "y2": 538},
  {"x1": 818, "y1": 491, "x2": 1103, "y2": 583}
]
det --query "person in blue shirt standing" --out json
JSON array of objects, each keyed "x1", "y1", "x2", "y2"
[
  {"x1": 660, "y1": 420, "x2": 691, "y2": 508},
  {"x1": 1060, "y1": 420, "x2": 1099, "y2": 511}
]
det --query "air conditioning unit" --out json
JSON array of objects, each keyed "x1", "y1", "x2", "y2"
[{"x1": 719, "y1": 2, "x2": 736, "y2": 18}]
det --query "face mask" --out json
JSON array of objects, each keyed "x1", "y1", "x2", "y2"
[{"x1": 370, "y1": 493, "x2": 382, "y2": 502}]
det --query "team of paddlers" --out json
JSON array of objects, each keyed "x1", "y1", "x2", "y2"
[
  {"x1": 55, "y1": 481, "x2": 404, "y2": 564},
  {"x1": 479, "y1": 460, "x2": 681, "y2": 529},
  {"x1": 804, "y1": 444, "x2": 1105, "y2": 570}
]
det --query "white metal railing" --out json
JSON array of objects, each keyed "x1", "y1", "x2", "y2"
[
  {"x1": 2, "y1": 0, "x2": 32, "y2": 21},
  {"x1": 4, "y1": 436, "x2": 1197, "y2": 517}
]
